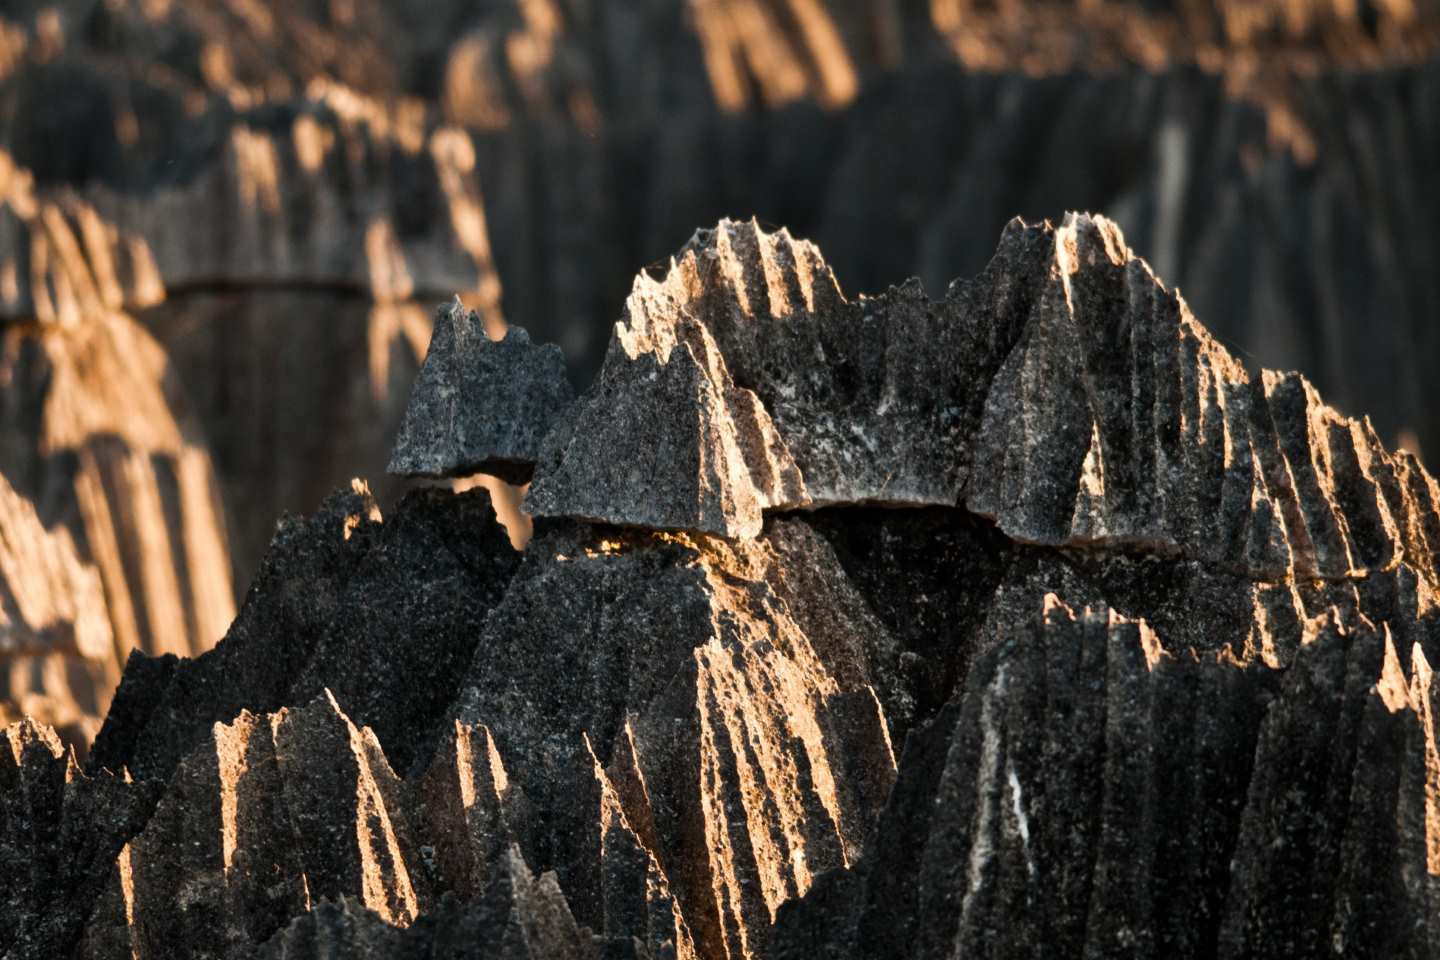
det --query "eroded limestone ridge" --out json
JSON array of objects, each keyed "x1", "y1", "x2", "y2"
[
  {"x1": 517, "y1": 214, "x2": 1440, "y2": 591},
  {"x1": 6, "y1": 215, "x2": 1440, "y2": 959}
]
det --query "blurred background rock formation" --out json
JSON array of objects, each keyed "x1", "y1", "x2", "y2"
[{"x1": 1, "y1": 0, "x2": 1438, "y2": 740}]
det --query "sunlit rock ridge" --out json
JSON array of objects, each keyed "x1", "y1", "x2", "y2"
[{"x1": 6, "y1": 215, "x2": 1440, "y2": 959}]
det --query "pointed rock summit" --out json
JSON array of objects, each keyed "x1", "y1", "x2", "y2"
[
  {"x1": 500, "y1": 214, "x2": 1440, "y2": 597},
  {"x1": 389, "y1": 301, "x2": 575, "y2": 484}
]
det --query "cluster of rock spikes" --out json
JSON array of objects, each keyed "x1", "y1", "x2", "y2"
[{"x1": 7, "y1": 212, "x2": 1440, "y2": 959}]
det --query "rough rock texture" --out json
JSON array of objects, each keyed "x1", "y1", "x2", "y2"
[
  {"x1": 390, "y1": 303, "x2": 574, "y2": 484},
  {"x1": 525, "y1": 311, "x2": 808, "y2": 537},
  {"x1": 0, "y1": 162, "x2": 235, "y2": 745},
  {"x1": 773, "y1": 601, "x2": 1440, "y2": 959},
  {"x1": 0, "y1": 306, "x2": 236, "y2": 661},
  {"x1": 1, "y1": 718, "x2": 158, "y2": 959},
  {"x1": 448, "y1": 517, "x2": 899, "y2": 958},
  {"x1": 88, "y1": 479, "x2": 520, "y2": 785},
  {"x1": 252, "y1": 870, "x2": 599, "y2": 960},
  {"x1": 82, "y1": 94, "x2": 510, "y2": 587},
  {"x1": 531, "y1": 214, "x2": 1440, "y2": 595},
  {"x1": 7, "y1": 209, "x2": 1440, "y2": 959},
  {"x1": 3, "y1": 83, "x2": 512, "y2": 588},
  {"x1": 21, "y1": 481, "x2": 898, "y2": 957},
  {"x1": 0, "y1": 141, "x2": 242, "y2": 744}
]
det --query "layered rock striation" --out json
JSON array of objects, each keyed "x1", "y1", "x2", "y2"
[
  {"x1": 0, "y1": 157, "x2": 236, "y2": 744},
  {"x1": 6, "y1": 215, "x2": 1440, "y2": 958}
]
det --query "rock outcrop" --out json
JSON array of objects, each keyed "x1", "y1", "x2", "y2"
[
  {"x1": 390, "y1": 303, "x2": 573, "y2": 484},
  {"x1": 2, "y1": 2, "x2": 1440, "y2": 617},
  {"x1": 772, "y1": 600, "x2": 1440, "y2": 959},
  {"x1": 5, "y1": 213, "x2": 1440, "y2": 958},
  {"x1": 1, "y1": 718, "x2": 158, "y2": 959},
  {"x1": 527, "y1": 214, "x2": 1440, "y2": 593}
]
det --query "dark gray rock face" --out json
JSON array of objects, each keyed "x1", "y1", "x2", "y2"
[
  {"x1": 1, "y1": 719, "x2": 158, "y2": 959},
  {"x1": 389, "y1": 304, "x2": 574, "y2": 485},
  {"x1": 8, "y1": 215, "x2": 1440, "y2": 959},
  {"x1": 253, "y1": 853, "x2": 599, "y2": 960},
  {"x1": 773, "y1": 601, "x2": 1440, "y2": 959},
  {"x1": 524, "y1": 314, "x2": 808, "y2": 538},
  {"x1": 448, "y1": 517, "x2": 900, "y2": 957},
  {"x1": 88, "y1": 479, "x2": 520, "y2": 784}
]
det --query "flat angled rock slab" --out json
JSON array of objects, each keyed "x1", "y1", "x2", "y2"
[
  {"x1": 524, "y1": 318, "x2": 808, "y2": 539},
  {"x1": 389, "y1": 302, "x2": 574, "y2": 485}
]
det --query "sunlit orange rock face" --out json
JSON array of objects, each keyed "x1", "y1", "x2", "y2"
[{"x1": 0, "y1": 160, "x2": 234, "y2": 749}]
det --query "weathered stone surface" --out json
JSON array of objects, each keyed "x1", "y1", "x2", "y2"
[
  {"x1": 0, "y1": 468, "x2": 111, "y2": 664},
  {"x1": 773, "y1": 600, "x2": 1440, "y2": 959},
  {"x1": 390, "y1": 303, "x2": 574, "y2": 484},
  {"x1": 0, "y1": 229, "x2": 234, "y2": 749},
  {"x1": 3, "y1": 0, "x2": 1436, "y2": 599},
  {"x1": 10, "y1": 207, "x2": 1440, "y2": 959},
  {"x1": 89, "y1": 479, "x2": 519, "y2": 784},
  {"x1": 0, "y1": 151, "x2": 164, "y2": 326},
  {"x1": 253, "y1": 850, "x2": 598, "y2": 960},
  {"x1": 2, "y1": 0, "x2": 1440, "y2": 636},
  {"x1": 525, "y1": 311, "x2": 808, "y2": 537},
  {"x1": 595, "y1": 219, "x2": 984, "y2": 510},
  {"x1": 0, "y1": 466, "x2": 114, "y2": 755},
  {"x1": 960, "y1": 214, "x2": 1429, "y2": 584},
  {"x1": 81, "y1": 691, "x2": 430, "y2": 956},
  {"x1": 1, "y1": 718, "x2": 158, "y2": 959},
  {"x1": 86, "y1": 481, "x2": 382, "y2": 783},
  {"x1": 524, "y1": 212, "x2": 1440, "y2": 610},
  {"x1": 447, "y1": 517, "x2": 899, "y2": 957}
]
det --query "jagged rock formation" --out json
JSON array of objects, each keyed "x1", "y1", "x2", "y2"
[
  {"x1": 5, "y1": 213, "x2": 1440, "y2": 959},
  {"x1": 525, "y1": 214, "x2": 1440, "y2": 595},
  {"x1": 773, "y1": 601, "x2": 1440, "y2": 958},
  {"x1": 1, "y1": 1, "x2": 1438, "y2": 620},
  {"x1": 85, "y1": 96, "x2": 509, "y2": 585},
  {"x1": 65, "y1": 475, "x2": 898, "y2": 956},
  {"x1": 524, "y1": 312, "x2": 809, "y2": 538},
  {"x1": 252, "y1": 868, "x2": 598, "y2": 960},
  {"x1": 390, "y1": 303, "x2": 574, "y2": 484},
  {"x1": 1, "y1": 718, "x2": 158, "y2": 959}
]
